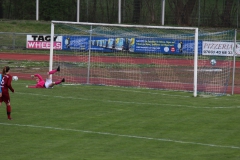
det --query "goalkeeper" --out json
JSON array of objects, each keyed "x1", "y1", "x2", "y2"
[{"x1": 27, "y1": 66, "x2": 65, "y2": 89}]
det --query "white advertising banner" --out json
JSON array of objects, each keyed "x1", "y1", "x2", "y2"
[
  {"x1": 236, "y1": 43, "x2": 240, "y2": 55},
  {"x1": 26, "y1": 35, "x2": 62, "y2": 50},
  {"x1": 202, "y1": 41, "x2": 234, "y2": 56}
]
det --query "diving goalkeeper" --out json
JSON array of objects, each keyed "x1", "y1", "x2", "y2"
[{"x1": 27, "y1": 66, "x2": 65, "y2": 89}]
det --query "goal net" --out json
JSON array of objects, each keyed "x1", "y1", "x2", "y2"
[{"x1": 50, "y1": 21, "x2": 235, "y2": 96}]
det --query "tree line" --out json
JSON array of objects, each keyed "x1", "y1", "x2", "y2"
[{"x1": 0, "y1": 0, "x2": 239, "y2": 28}]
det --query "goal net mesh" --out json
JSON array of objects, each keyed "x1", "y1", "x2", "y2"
[{"x1": 51, "y1": 22, "x2": 235, "y2": 96}]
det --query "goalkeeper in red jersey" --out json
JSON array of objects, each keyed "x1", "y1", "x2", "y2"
[
  {"x1": 0, "y1": 66, "x2": 15, "y2": 120},
  {"x1": 27, "y1": 66, "x2": 65, "y2": 89}
]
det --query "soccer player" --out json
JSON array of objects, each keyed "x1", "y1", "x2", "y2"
[
  {"x1": 27, "y1": 66, "x2": 65, "y2": 89},
  {"x1": 0, "y1": 66, "x2": 15, "y2": 120}
]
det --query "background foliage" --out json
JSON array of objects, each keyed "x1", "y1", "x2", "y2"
[{"x1": 0, "y1": 0, "x2": 239, "y2": 28}]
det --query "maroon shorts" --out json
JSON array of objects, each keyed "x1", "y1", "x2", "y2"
[{"x1": 0, "y1": 91, "x2": 10, "y2": 104}]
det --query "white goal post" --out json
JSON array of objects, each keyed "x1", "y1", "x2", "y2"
[{"x1": 49, "y1": 21, "x2": 235, "y2": 97}]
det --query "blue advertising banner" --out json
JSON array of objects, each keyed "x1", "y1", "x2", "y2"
[
  {"x1": 62, "y1": 36, "x2": 89, "y2": 50},
  {"x1": 134, "y1": 38, "x2": 202, "y2": 55},
  {"x1": 62, "y1": 36, "x2": 202, "y2": 55},
  {"x1": 62, "y1": 36, "x2": 113, "y2": 52}
]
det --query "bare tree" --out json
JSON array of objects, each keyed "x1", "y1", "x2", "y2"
[
  {"x1": 168, "y1": 0, "x2": 197, "y2": 26},
  {"x1": 93, "y1": 0, "x2": 97, "y2": 20},
  {"x1": 144, "y1": 0, "x2": 155, "y2": 23},
  {"x1": 0, "y1": 0, "x2": 2, "y2": 18},
  {"x1": 132, "y1": 0, "x2": 141, "y2": 23},
  {"x1": 221, "y1": 0, "x2": 234, "y2": 27},
  {"x1": 89, "y1": 0, "x2": 97, "y2": 22}
]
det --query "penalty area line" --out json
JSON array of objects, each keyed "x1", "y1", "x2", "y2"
[{"x1": 0, "y1": 122, "x2": 239, "y2": 150}]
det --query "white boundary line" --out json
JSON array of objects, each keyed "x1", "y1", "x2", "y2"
[
  {"x1": 16, "y1": 92, "x2": 240, "y2": 109},
  {"x1": 0, "y1": 122, "x2": 239, "y2": 150},
  {"x1": 18, "y1": 82, "x2": 234, "y2": 100}
]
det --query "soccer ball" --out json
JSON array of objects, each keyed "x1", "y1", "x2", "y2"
[
  {"x1": 210, "y1": 59, "x2": 217, "y2": 66},
  {"x1": 12, "y1": 76, "x2": 18, "y2": 81}
]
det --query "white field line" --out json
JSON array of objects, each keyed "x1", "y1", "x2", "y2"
[
  {"x1": 16, "y1": 82, "x2": 193, "y2": 98},
  {"x1": 0, "y1": 122, "x2": 239, "y2": 150},
  {"x1": 77, "y1": 86, "x2": 235, "y2": 100},
  {"x1": 56, "y1": 84, "x2": 236, "y2": 101},
  {"x1": 16, "y1": 92, "x2": 240, "y2": 109},
  {"x1": 18, "y1": 82, "x2": 233, "y2": 99}
]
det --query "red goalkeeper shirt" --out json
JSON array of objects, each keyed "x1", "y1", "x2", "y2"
[{"x1": 28, "y1": 74, "x2": 45, "y2": 88}]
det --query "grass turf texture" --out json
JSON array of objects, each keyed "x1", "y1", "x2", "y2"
[{"x1": 0, "y1": 80, "x2": 240, "y2": 160}]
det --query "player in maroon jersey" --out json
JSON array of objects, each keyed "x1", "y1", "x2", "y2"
[
  {"x1": 0, "y1": 66, "x2": 15, "y2": 120},
  {"x1": 27, "y1": 66, "x2": 65, "y2": 89}
]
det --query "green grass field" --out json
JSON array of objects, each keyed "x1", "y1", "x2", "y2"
[{"x1": 1, "y1": 80, "x2": 240, "y2": 159}]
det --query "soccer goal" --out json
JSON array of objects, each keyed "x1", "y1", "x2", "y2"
[{"x1": 49, "y1": 21, "x2": 236, "y2": 97}]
